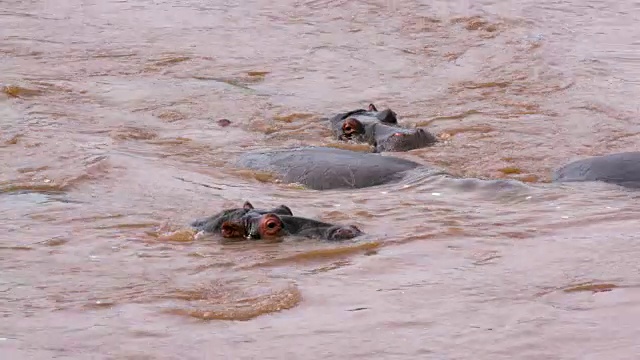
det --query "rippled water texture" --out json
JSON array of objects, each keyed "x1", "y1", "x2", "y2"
[{"x1": 2, "y1": 0, "x2": 640, "y2": 358}]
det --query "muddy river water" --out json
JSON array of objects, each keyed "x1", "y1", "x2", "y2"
[{"x1": 2, "y1": 0, "x2": 640, "y2": 358}]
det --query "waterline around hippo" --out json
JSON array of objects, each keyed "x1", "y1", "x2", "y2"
[{"x1": 191, "y1": 201, "x2": 363, "y2": 241}]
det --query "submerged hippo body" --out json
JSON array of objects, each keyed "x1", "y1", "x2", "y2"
[
  {"x1": 236, "y1": 146, "x2": 423, "y2": 190},
  {"x1": 328, "y1": 103, "x2": 438, "y2": 152},
  {"x1": 553, "y1": 152, "x2": 640, "y2": 188},
  {"x1": 191, "y1": 201, "x2": 363, "y2": 241}
]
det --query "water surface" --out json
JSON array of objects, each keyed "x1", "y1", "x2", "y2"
[{"x1": 2, "y1": 0, "x2": 640, "y2": 358}]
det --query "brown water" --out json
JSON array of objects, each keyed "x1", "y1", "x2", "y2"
[{"x1": 2, "y1": 0, "x2": 640, "y2": 358}]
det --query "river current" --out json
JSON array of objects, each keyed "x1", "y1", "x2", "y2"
[{"x1": 2, "y1": 0, "x2": 640, "y2": 359}]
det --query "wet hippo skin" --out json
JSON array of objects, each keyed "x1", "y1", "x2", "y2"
[
  {"x1": 236, "y1": 146, "x2": 422, "y2": 190},
  {"x1": 328, "y1": 103, "x2": 438, "y2": 152},
  {"x1": 191, "y1": 201, "x2": 363, "y2": 241},
  {"x1": 552, "y1": 152, "x2": 640, "y2": 188}
]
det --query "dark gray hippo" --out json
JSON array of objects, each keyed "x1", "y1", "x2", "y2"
[
  {"x1": 553, "y1": 152, "x2": 640, "y2": 188},
  {"x1": 236, "y1": 146, "x2": 431, "y2": 190},
  {"x1": 327, "y1": 103, "x2": 438, "y2": 152},
  {"x1": 191, "y1": 201, "x2": 363, "y2": 241},
  {"x1": 234, "y1": 146, "x2": 527, "y2": 192}
]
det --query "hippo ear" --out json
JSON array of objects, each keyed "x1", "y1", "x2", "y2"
[
  {"x1": 376, "y1": 109, "x2": 397, "y2": 124},
  {"x1": 243, "y1": 201, "x2": 254, "y2": 210},
  {"x1": 368, "y1": 103, "x2": 378, "y2": 112},
  {"x1": 274, "y1": 205, "x2": 293, "y2": 216}
]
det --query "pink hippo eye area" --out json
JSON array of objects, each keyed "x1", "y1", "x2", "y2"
[
  {"x1": 393, "y1": 132, "x2": 405, "y2": 137},
  {"x1": 259, "y1": 214, "x2": 283, "y2": 237}
]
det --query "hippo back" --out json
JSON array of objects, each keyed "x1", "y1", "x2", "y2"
[
  {"x1": 552, "y1": 152, "x2": 640, "y2": 188},
  {"x1": 236, "y1": 147, "x2": 421, "y2": 190}
]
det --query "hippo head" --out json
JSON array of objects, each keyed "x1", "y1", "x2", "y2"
[
  {"x1": 372, "y1": 126, "x2": 438, "y2": 153},
  {"x1": 329, "y1": 103, "x2": 437, "y2": 152},
  {"x1": 192, "y1": 201, "x2": 363, "y2": 242},
  {"x1": 190, "y1": 201, "x2": 293, "y2": 234}
]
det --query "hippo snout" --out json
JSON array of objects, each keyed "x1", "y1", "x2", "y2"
[
  {"x1": 327, "y1": 225, "x2": 363, "y2": 241},
  {"x1": 376, "y1": 128, "x2": 438, "y2": 152}
]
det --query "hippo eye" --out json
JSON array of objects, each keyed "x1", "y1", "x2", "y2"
[{"x1": 259, "y1": 214, "x2": 283, "y2": 238}]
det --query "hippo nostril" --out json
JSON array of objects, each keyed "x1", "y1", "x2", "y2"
[
  {"x1": 393, "y1": 132, "x2": 404, "y2": 137},
  {"x1": 329, "y1": 225, "x2": 362, "y2": 240},
  {"x1": 342, "y1": 118, "x2": 362, "y2": 138}
]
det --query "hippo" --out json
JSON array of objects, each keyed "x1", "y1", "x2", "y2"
[
  {"x1": 553, "y1": 152, "x2": 640, "y2": 188},
  {"x1": 236, "y1": 146, "x2": 435, "y2": 190},
  {"x1": 191, "y1": 201, "x2": 363, "y2": 241},
  {"x1": 327, "y1": 103, "x2": 438, "y2": 152}
]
